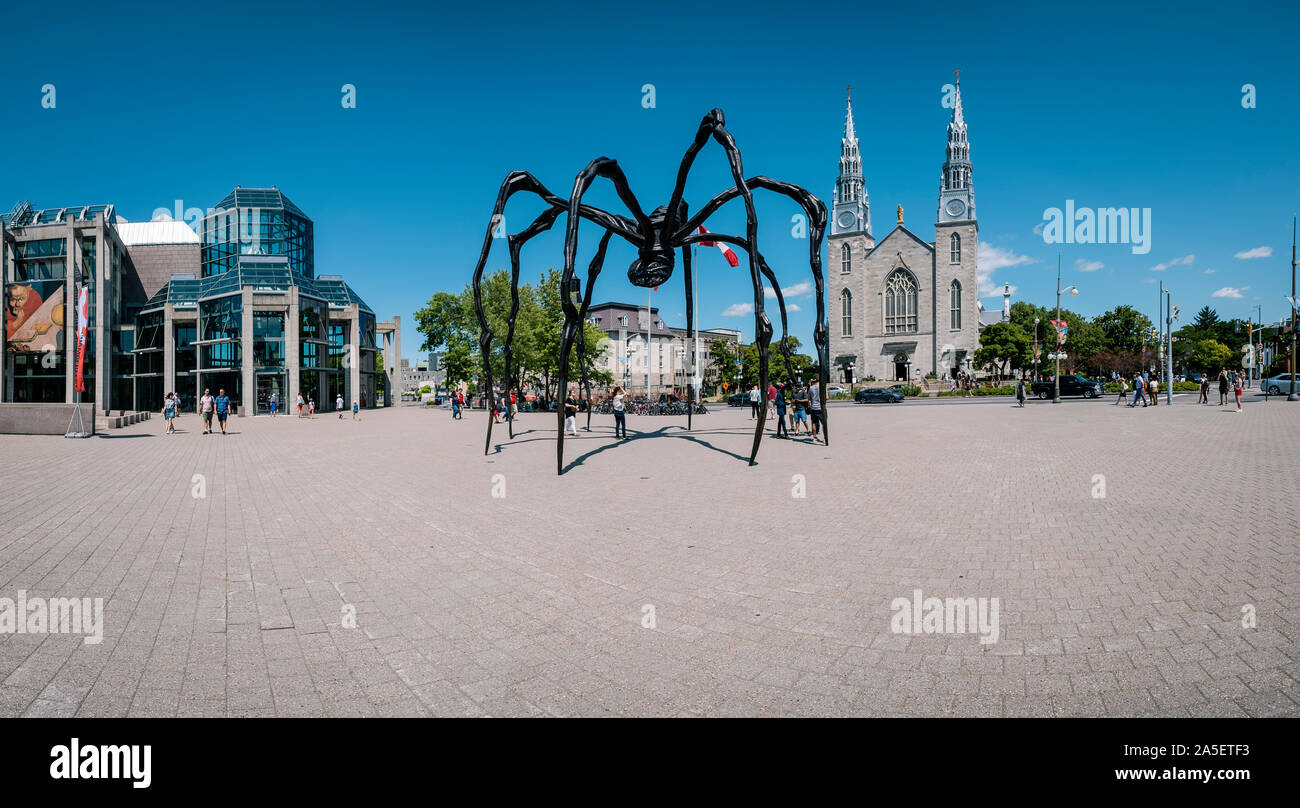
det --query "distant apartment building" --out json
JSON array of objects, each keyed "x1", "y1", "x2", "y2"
[{"x1": 584, "y1": 301, "x2": 741, "y2": 395}]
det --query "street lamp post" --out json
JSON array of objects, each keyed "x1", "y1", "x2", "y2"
[
  {"x1": 1053, "y1": 257, "x2": 1079, "y2": 404},
  {"x1": 1163, "y1": 285, "x2": 1174, "y2": 405},
  {"x1": 1290, "y1": 214, "x2": 1298, "y2": 401}
]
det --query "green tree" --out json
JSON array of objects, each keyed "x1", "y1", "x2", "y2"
[
  {"x1": 1094, "y1": 305, "x2": 1153, "y2": 354},
  {"x1": 1187, "y1": 338, "x2": 1233, "y2": 374},
  {"x1": 414, "y1": 290, "x2": 474, "y2": 354},
  {"x1": 974, "y1": 321, "x2": 1031, "y2": 378},
  {"x1": 1192, "y1": 305, "x2": 1220, "y2": 332}
]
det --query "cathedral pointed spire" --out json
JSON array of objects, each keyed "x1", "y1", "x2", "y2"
[
  {"x1": 832, "y1": 87, "x2": 871, "y2": 238},
  {"x1": 938, "y1": 72, "x2": 975, "y2": 223}
]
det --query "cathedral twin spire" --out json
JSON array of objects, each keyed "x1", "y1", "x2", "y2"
[{"x1": 831, "y1": 76, "x2": 976, "y2": 235}]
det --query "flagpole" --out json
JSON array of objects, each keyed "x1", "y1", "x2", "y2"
[{"x1": 693, "y1": 242, "x2": 700, "y2": 401}]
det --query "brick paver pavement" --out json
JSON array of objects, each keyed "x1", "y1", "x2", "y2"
[{"x1": 1, "y1": 395, "x2": 1297, "y2": 717}]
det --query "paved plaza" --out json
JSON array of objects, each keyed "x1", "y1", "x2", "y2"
[{"x1": 1, "y1": 394, "x2": 1297, "y2": 717}]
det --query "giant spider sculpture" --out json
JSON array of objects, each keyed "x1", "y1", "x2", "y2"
[{"x1": 471, "y1": 108, "x2": 829, "y2": 475}]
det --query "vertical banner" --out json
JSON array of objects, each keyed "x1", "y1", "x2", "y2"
[
  {"x1": 74, "y1": 285, "x2": 89, "y2": 393},
  {"x1": 1050, "y1": 319, "x2": 1068, "y2": 347}
]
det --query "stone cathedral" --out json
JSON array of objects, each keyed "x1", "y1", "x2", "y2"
[{"x1": 829, "y1": 79, "x2": 982, "y2": 383}]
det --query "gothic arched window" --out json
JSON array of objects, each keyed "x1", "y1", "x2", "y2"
[
  {"x1": 840, "y1": 243, "x2": 851, "y2": 274},
  {"x1": 841, "y1": 289, "x2": 852, "y2": 336},
  {"x1": 950, "y1": 233, "x2": 961, "y2": 263},
  {"x1": 950, "y1": 280, "x2": 962, "y2": 330},
  {"x1": 883, "y1": 269, "x2": 918, "y2": 334}
]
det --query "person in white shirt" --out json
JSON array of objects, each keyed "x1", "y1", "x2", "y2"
[
  {"x1": 199, "y1": 388, "x2": 215, "y2": 434},
  {"x1": 336, "y1": 394, "x2": 344, "y2": 419},
  {"x1": 611, "y1": 386, "x2": 627, "y2": 439}
]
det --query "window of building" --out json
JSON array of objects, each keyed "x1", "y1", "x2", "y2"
[
  {"x1": 883, "y1": 269, "x2": 918, "y2": 334},
  {"x1": 840, "y1": 289, "x2": 852, "y2": 336},
  {"x1": 950, "y1": 233, "x2": 961, "y2": 263},
  {"x1": 841, "y1": 243, "x2": 851, "y2": 274},
  {"x1": 950, "y1": 280, "x2": 962, "y2": 330}
]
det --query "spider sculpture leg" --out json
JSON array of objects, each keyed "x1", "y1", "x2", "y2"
[
  {"x1": 472, "y1": 171, "x2": 643, "y2": 455},
  {"x1": 756, "y1": 254, "x2": 794, "y2": 386},
  {"x1": 505, "y1": 207, "x2": 564, "y2": 440},
  {"x1": 663, "y1": 110, "x2": 768, "y2": 464},
  {"x1": 677, "y1": 176, "x2": 830, "y2": 445},
  {"x1": 556, "y1": 158, "x2": 651, "y2": 474},
  {"x1": 554, "y1": 229, "x2": 613, "y2": 474}
]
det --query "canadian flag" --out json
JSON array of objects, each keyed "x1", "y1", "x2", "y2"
[{"x1": 697, "y1": 225, "x2": 740, "y2": 267}]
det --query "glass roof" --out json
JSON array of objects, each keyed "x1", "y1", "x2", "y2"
[
  {"x1": 141, "y1": 265, "x2": 372, "y2": 314},
  {"x1": 211, "y1": 187, "x2": 308, "y2": 220},
  {"x1": 2, "y1": 201, "x2": 115, "y2": 227}
]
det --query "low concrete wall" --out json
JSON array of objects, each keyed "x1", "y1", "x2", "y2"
[{"x1": 0, "y1": 403, "x2": 97, "y2": 435}]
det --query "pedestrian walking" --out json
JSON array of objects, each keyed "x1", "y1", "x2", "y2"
[
  {"x1": 1129, "y1": 373, "x2": 1146, "y2": 407},
  {"x1": 1218, "y1": 369, "x2": 1229, "y2": 406},
  {"x1": 451, "y1": 393, "x2": 461, "y2": 420},
  {"x1": 1016, "y1": 377, "x2": 1027, "y2": 407},
  {"x1": 774, "y1": 383, "x2": 788, "y2": 438},
  {"x1": 296, "y1": 393, "x2": 305, "y2": 418},
  {"x1": 766, "y1": 382, "x2": 777, "y2": 419},
  {"x1": 336, "y1": 393, "x2": 344, "y2": 419},
  {"x1": 200, "y1": 388, "x2": 215, "y2": 433},
  {"x1": 1199, "y1": 373, "x2": 1210, "y2": 404},
  {"x1": 1149, "y1": 376, "x2": 1159, "y2": 406},
  {"x1": 1234, "y1": 373, "x2": 1244, "y2": 412},
  {"x1": 214, "y1": 388, "x2": 231, "y2": 435},
  {"x1": 808, "y1": 380, "x2": 823, "y2": 438},
  {"x1": 612, "y1": 385, "x2": 627, "y2": 439},
  {"x1": 748, "y1": 385, "x2": 760, "y2": 419},
  {"x1": 352, "y1": 401, "x2": 360, "y2": 420},
  {"x1": 308, "y1": 398, "x2": 316, "y2": 419},
  {"x1": 163, "y1": 392, "x2": 177, "y2": 434},
  {"x1": 269, "y1": 392, "x2": 278, "y2": 417},
  {"x1": 563, "y1": 388, "x2": 579, "y2": 436},
  {"x1": 1115, "y1": 376, "x2": 1128, "y2": 405}
]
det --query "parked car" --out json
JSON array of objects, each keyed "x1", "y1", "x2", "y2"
[
  {"x1": 1261, "y1": 374, "x2": 1299, "y2": 396},
  {"x1": 827, "y1": 385, "x2": 848, "y2": 397},
  {"x1": 885, "y1": 384, "x2": 905, "y2": 394},
  {"x1": 856, "y1": 387, "x2": 904, "y2": 403},
  {"x1": 727, "y1": 392, "x2": 750, "y2": 407},
  {"x1": 1030, "y1": 375, "x2": 1104, "y2": 399}
]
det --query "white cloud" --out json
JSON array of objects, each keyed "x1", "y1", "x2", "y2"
[
  {"x1": 977, "y1": 242, "x2": 1038, "y2": 295},
  {"x1": 1203, "y1": 268, "x2": 1216, "y2": 275},
  {"x1": 764, "y1": 280, "x2": 812, "y2": 299},
  {"x1": 1234, "y1": 246, "x2": 1272, "y2": 260},
  {"x1": 787, "y1": 303, "x2": 802, "y2": 312},
  {"x1": 1150, "y1": 254, "x2": 1194, "y2": 271},
  {"x1": 721, "y1": 303, "x2": 753, "y2": 317},
  {"x1": 1211, "y1": 286, "x2": 1248, "y2": 299},
  {"x1": 1032, "y1": 221, "x2": 1045, "y2": 236},
  {"x1": 1075, "y1": 259, "x2": 1104, "y2": 272}
]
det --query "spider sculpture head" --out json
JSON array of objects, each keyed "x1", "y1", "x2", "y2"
[{"x1": 627, "y1": 205, "x2": 678, "y2": 288}]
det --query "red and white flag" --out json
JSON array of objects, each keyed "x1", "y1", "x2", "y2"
[
  {"x1": 74, "y1": 285, "x2": 89, "y2": 393},
  {"x1": 698, "y1": 225, "x2": 739, "y2": 267}
]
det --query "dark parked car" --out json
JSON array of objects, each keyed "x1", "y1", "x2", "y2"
[
  {"x1": 856, "y1": 387, "x2": 904, "y2": 403},
  {"x1": 1030, "y1": 375, "x2": 1104, "y2": 399},
  {"x1": 727, "y1": 391, "x2": 751, "y2": 407}
]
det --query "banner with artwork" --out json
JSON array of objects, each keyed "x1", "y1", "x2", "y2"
[
  {"x1": 5, "y1": 280, "x2": 65, "y2": 353},
  {"x1": 1050, "y1": 319, "x2": 1068, "y2": 347},
  {"x1": 75, "y1": 285, "x2": 89, "y2": 393}
]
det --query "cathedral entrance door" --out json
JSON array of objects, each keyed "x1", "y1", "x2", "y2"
[{"x1": 895, "y1": 361, "x2": 908, "y2": 381}]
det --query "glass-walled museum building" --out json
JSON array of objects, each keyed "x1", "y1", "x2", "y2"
[{"x1": 2, "y1": 187, "x2": 402, "y2": 419}]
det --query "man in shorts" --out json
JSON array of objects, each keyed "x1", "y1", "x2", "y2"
[
  {"x1": 200, "y1": 388, "x2": 215, "y2": 434},
  {"x1": 214, "y1": 388, "x2": 231, "y2": 435}
]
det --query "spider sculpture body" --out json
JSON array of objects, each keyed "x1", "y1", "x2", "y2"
[{"x1": 470, "y1": 109, "x2": 829, "y2": 474}]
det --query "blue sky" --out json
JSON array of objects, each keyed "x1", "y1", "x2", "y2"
[{"x1": 4, "y1": 0, "x2": 1297, "y2": 358}]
